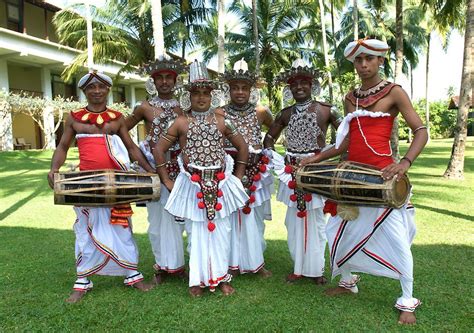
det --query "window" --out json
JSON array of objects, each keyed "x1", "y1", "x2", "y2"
[
  {"x1": 6, "y1": 0, "x2": 23, "y2": 32},
  {"x1": 52, "y1": 74, "x2": 77, "y2": 100},
  {"x1": 113, "y1": 86, "x2": 126, "y2": 103}
]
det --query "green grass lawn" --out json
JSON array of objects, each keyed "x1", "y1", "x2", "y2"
[{"x1": 0, "y1": 139, "x2": 472, "y2": 331}]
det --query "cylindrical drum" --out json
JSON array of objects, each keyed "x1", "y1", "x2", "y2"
[
  {"x1": 295, "y1": 161, "x2": 410, "y2": 208},
  {"x1": 54, "y1": 169, "x2": 160, "y2": 206}
]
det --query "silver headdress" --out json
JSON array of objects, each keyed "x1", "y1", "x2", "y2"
[
  {"x1": 221, "y1": 59, "x2": 257, "y2": 85},
  {"x1": 274, "y1": 59, "x2": 322, "y2": 103},
  {"x1": 180, "y1": 60, "x2": 223, "y2": 110},
  {"x1": 139, "y1": 54, "x2": 186, "y2": 96}
]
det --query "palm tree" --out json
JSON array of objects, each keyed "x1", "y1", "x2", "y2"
[
  {"x1": 442, "y1": 0, "x2": 472, "y2": 179},
  {"x1": 217, "y1": 0, "x2": 226, "y2": 73}
]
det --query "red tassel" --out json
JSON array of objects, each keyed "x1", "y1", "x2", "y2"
[
  {"x1": 304, "y1": 193, "x2": 312, "y2": 202},
  {"x1": 288, "y1": 180, "x2": 296, "y2": 189},
  {"x1": 249, "y1": 185, "x2": 257, "y2": 192},
  {"x1": 284, "y1": 165, "x2": 293, "y2": 174},
  {"x1": 253, "y1": 173, "x2": 261, "y2": 181},
  {"x1": 289, "y1": 194, "x2": 297, "y2": 202},
  {"x1": 197, "y1": 192, "x2": 204, "y2": 199},
  {"x1": 249, "y1": 195, "x2": 256, "y2": 203},
  {"x1": 191, "y1": 174, "x2": 201, "y2": 182},
  {"x1": 216, "y1": 172, "x2": 225, "y2": 181},
  {"x1": 217, "y1": 189, "x2": 223, "y2": 197},
  {"x1": 198, "y1": 202, "x2": 206, "y2": 209},
  {"x1": 242, "y1": 206, "x2": 251, "y2": 214},
  {"x1": 215, "y1": 202, "x2": 222, "y2": 211},
  {"x1": 297, "y1": 210, "x2": 307, "y2": 218},
  {"x1": 207, "y1": 221, "x2": 216, "y2": 232},
  {"x1": 261, "y1": 155, "x2": 270, "y2": 164},
  {"x1": 259, "y1": 164, "x2": 267, "y2": 173}
]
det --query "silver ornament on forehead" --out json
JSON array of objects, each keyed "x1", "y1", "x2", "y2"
[
  {"x1": 249, "y1": 87, "x2": 260, "y2": 104},
  {"x1": 311, "y1": 79, "x2": 321, "y2": 97},
  {"x1": 282, "y1": 85, "x2": 293, "y2": 104},
  {"x1": 211, "y1": 89, "x2": 225, "y2": 108},
  {"x1": 221, "y1": 82, "x2": 231, "y2": 103}
]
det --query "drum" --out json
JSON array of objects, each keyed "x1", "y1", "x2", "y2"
[
  {"x1": 295, "y1": 161, "x2": 410, "y2": 208},
  {"x1": 54, "y1": 169, "x2": 160, "y2": 206}
]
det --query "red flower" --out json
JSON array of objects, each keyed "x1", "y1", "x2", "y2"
[
  {"x1": 253, "y1": 173, "x2": 261, "y2": 182},
  {"x1": 191, "y1": 174, "x2": 201, "y2": 182},
  {"x1": 261, "y1": 155, "x2": 270, "y2": 164},
  {"x1": 248, "y1": 195, "x2": 256, "y2": 203},
  {"x1": 323, "y1": 200, "x2": 338, "y2": 216},
  {"x1": 217, "y1": 189, "x2": 223, "y2": 197},
  {"x1": 215, "y1": 202, "x2": 222, "y2": 211},
  {"x1": 297, "y1": 210, "x2": 307, "y2": 218},
  {"x1": 216, "y1": 172, "x2": 225, "y2": 181},
  {"x1": 288, "y1": 180, "x2": 296, "y2": 190},
  {"x1": 198, "y1": 201, "x2": 206, "y2": 209},
  {"x1": 249, "y1": 185, "x2": 257, "y2": 192},
  {"x1": 242, "y1": 206, "x2": 251, "y2": 214},
  {"x1": 304, "y1": 193, "x2": 312, "y2": 202},
  {"x1": 284, "y1": 165, "x2": 293, "y2": 174},
  {"x1": 259, "y1": 164, "x2": 267, "y2": 173},
  {"x1": 196, "y1": 192, "x2": 204, "y2": 199},
  {"x1": 207, "y1": 221, "x2": 216, "y2": 232},
  {"x1": 289, "y1": 194, "x2": 297, "y2": 202}
]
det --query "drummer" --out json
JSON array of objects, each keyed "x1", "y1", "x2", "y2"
[
  {"x1": 301, "y1": 38, "x2": 428, "y2": 324},
  {"x1": 47, "y1": 71, "x2": 155, "y2": 303},
  {"x1": 263, "y1": 59, "x2": 342, "y2": 285}
]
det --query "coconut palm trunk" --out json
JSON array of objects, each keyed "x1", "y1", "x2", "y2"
[
  {"x1": 444, "y1": 0, "x2": 473, "y2": 180},
  {"x1": 318, "y1": 0, "x2": 333, "y2": 102},
  {"x1": 425, "y1": 32, "x2": 431, "y2": 142},
  {"x1": 252, "y1": 0, "x2": 260, "y2": 76},
  {"x1": 353, "y1": 0, "x2": 358, "y2": 40},
  {"x1": 151, "y1": 0, "x2": 165, "y2": 58},
  {"x1": 217, "y1": 0, "x2": 225, "y2": 73}
]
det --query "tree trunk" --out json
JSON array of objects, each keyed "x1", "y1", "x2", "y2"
[
  {"x1": 318, "y1": 0, "x2": 333, "y2": 102},
  {"x1": 151, "y1": 0, "x2": 165, "y2": 58},
  {"x1": 217, "y1": 0, "x2": 225, "y2": 73},
  {"x1": 444, "y1": 0, "x2": 473, "y2": 180},
  {"x1": 353, "y1": 0, "x2": 358, "y2": 40},
  {"x1": 407, "y1": 63, "x2": 413, "y2": 143},
  {"x1": 252, "y1": 0, "x2": 260, "y2": 76},
  {"x1": 391, "y1": 0, "x2": 404, "y2": 161},
  {"x1": 425, "y1": 32, "x2": 431, "y2": 142}
]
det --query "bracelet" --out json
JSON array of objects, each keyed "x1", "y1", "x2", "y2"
[
  {"x1": 413, "y1": 125, "x2": 427, "y2": 134},
  {"x1": 161, "y1": 135, "x2": 173, "y2": 143},
  {"x1": 155, "y1": 162, "x2": 167, "y2": 168},
  {"x1": 236, "y1": 160, "x2": 248, "y2": 165},
  {"x1": 400, "y1": 156, "x2": 412, "y2": 167}
]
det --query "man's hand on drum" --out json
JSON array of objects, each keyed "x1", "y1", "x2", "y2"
[
  {"x1": 300, "y1": 155, "x2": 320, "y2": 166},
  {"x1": 381, "y1": 160, "x2": 410, "y2": 181},
  {"x1": 47, "y1": 170, "x2": 57, "y2": 189}
]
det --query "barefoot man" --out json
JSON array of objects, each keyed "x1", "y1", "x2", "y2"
[
  {"x1": 125, "y1": 55, "x2": 187, "y2": 284},
  {"x1": 48, "y1": 72, "x2": 155, "y2": 303},
  {"x1": 263, "y1": 59, "x2": 341, "y2": 285},
  {"x1": 222, "y1": 59, "x2": 274, "y2": 278},
  {"x1": 301, "y1": 38, "x2": 428, "y2": 324},
  {"x1": 153, "y1": 61, "x2": 249, "y2": 297}
]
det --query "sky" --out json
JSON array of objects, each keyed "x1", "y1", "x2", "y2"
[{"x1": 47, "y1": 0, "x2": 464, "y2": 101}]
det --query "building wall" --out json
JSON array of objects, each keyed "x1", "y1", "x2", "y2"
[
  {"x1": 23, "y1": 2, "x2": 46, "y2": 39},
  {"x1": 46, "y1": 10, "x2": 57, "y2": 42},
  {"x1": 0, "y1": 1, "x2": 7, "y2": 27},
  {"x1": 12, "y1": 113, "x2": 38, "y2": 149},
  {"x1": 8, "y1": 63, "x2": 42, "y2": 93}
]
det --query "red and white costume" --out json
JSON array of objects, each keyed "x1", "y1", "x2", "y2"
[
  {"x1": 72, "y1": 132, "x2": 144, "y2": 291},
  {"x1": 327, "y1": 108, "x2": 421, "y2": 312}
]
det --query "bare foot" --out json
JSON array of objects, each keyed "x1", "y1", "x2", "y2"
[
  {"x1": 65, "y1": 290, "x2": 87, "y2": 303},
  {"x1": 286, "y1": 273, "x2": 303, "y2": 283},
  {"x1": 219, "y1": 282, "x2": 235, "y2": 296},
  {"x1": 132, "y1": 280, "x2": 155, "y2": 292},
  {"x1": 228, "y1": 269, "x2": 240, "y2": 277},
  {"x1": 324, "y1": 286, "x2": 354, "y2": 296},
  {"x1": 312, "y1": 276, "x2": 327, "y2": 285},
  {"x1": 152, "y1": 273, "x2": 164, "y2": 285},
  {"x1": 189, "y1": 286, "x2": 203, "y2": 297},
  {"x1": 398, "y1": 311, "x2": 416, "y2": 325},
  {"x1": 258, "y1": 267, "x2": 272, "y2": 278}
]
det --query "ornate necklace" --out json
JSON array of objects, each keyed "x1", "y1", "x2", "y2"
[
  {"x1": 71, "y1": 108, "x2": 122, "y2": 128},
  {"x1": 146, "y1": 96, "x2": 179, "y2": 144},
  {"x1": 287, "y1": 100, "x2": 322, "y2": 153},
  {"x1": 224, "y1": 103, "x2": 261, "y2": 148},
  {"x1": 149, "y1": 95, "x2": 179, "y2": 110},
  {"x1": 190, "y1": 108, "x2": 214, "y2": 121},
  {"x1": 225, "y1": 103, "x2": 254, "y2": 115},
  {"x1": 354, "y1": 80, "x2": 388, "y2": 98},
  {"x1": 295, "y1": 99, "x2": 312, "y2": 112}
]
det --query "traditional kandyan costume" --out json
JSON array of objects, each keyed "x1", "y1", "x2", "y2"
[
  {"x1": 324, "y1": 39, "x2": 420, "y2": 312},
  {"x1": 164, "y1": 61, "x2": 248, "y2": 290},
  {"x1": 221, "y1": 60, "x2": 273, "y2": 274},
  {"x1": 71, "y1": 72, "x2": 145, "y2": 292},
  {"x1": 138, "y1": 57, "x2": 187, "y2": 275},
  {"x1": 270, "y1": 60, "x2": 331, "y2": 279}
]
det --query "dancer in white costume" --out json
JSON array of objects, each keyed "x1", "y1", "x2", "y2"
[
  {"x1": 126, "y1": 56, "x2": 187, "y2": 283},
  {"x1": 263, "y1": 60, "x2": 341, "y2": 284},
  {"x1": 48, "y1": 72, "x2": 155, "y2": 303},
  {"x1": 301, "y1": 38, "x2": 428, "y2": 325},
  {"x1": 221, "y1": 59, "x2": 274, "y2": 277},
  {"x1": 154, "y1": 61, "x2": 249, "y2": 297}
]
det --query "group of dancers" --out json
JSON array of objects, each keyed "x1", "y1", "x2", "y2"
[{"x1": 48, "y1": 38, "x2": 428, "y2": 324}]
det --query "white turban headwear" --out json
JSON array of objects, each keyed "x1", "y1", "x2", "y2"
[
  {"x1": 344, "y1": 39, "x2": 390, "y2": 63},
  {"x1": 78, "y1": 72, "x2": 113, "y2": 90}
]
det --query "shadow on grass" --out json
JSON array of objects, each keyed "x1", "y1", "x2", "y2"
[
  {"x1": 414, "y1": 203, "x2": 474, "y2": 222},
  {"x1": 0, "y1": 185, "x2": 50, "y2": 221},
  {"x1": 0, "y1": 225, "x2": 472, "y2": 331}
]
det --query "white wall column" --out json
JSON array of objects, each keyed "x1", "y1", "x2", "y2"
[
  {"x1": 41, "y1": 67, "x2": 55, "y2": 149},
  {"x1": 0, "y1": 59, "x2": 13, "y2": 151},
  {"x1": 126, "y1": 85, "x2": 138, "y2": 143}
]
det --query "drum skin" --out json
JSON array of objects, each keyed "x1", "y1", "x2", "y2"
[
  {"x1": 54, "y1": 169, "x2": 161, "y2": 206},
  {"x1": 296, "y1": 161, "x2": 410, "y2": 208}
]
